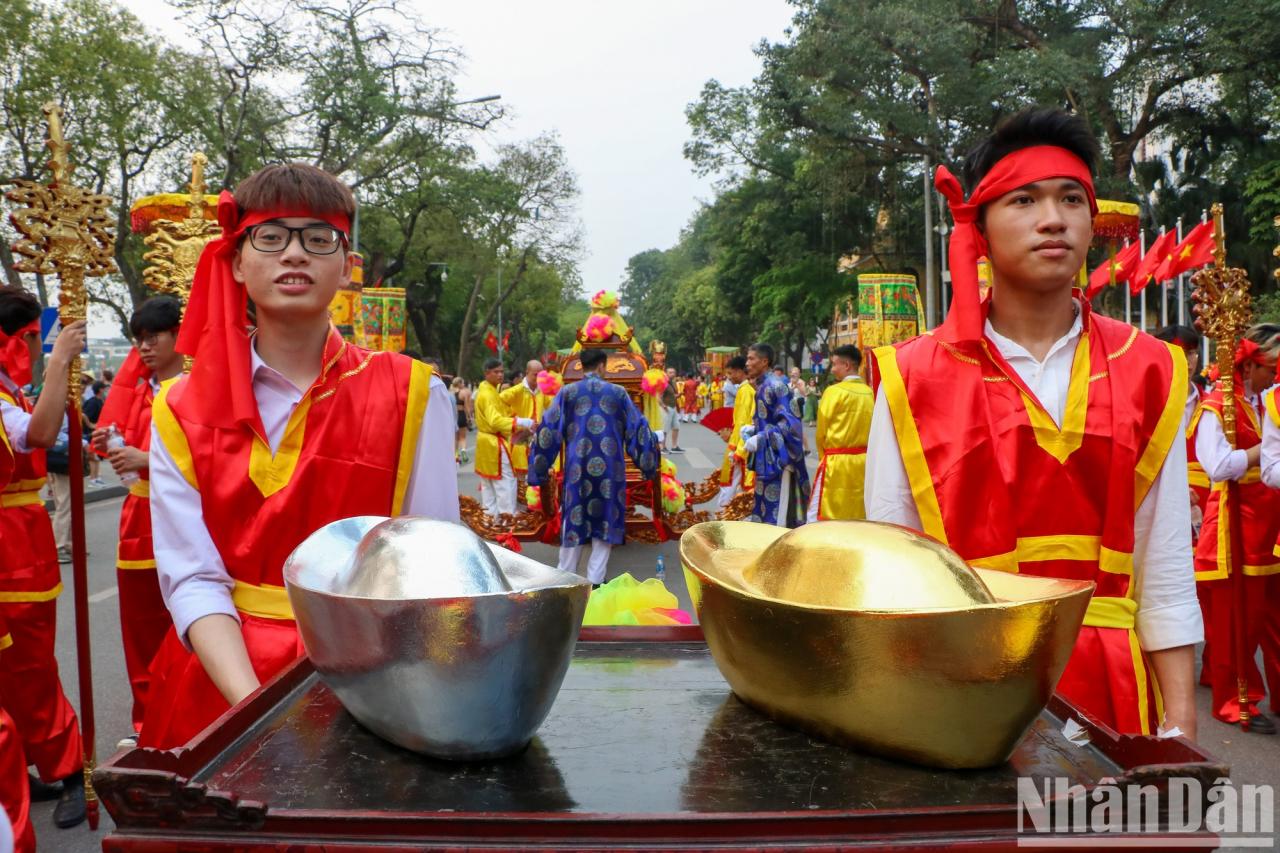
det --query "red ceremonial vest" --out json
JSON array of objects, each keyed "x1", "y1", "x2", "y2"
[
  {"x1": 873, "y1": 304, "x2": 1185, "y2": 621},
  {"x1": 1192, "y1": 391, "x2": 1280, "y2": 579},
  {"x1": 151, "y1": 333, "x2": 433, "y2": 618},
  {"x1": 0, "y1": 387, "x2": 60, "y2": 598},
  {"x1": 116, "y1": 378, "x2": 160, "y2": 570}
]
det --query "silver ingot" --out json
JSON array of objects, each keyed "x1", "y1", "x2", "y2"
[{"x1": 284, "y1": 516, "x2": 590, "y2": 760}]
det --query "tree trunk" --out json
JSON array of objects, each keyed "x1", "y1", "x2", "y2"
[{"x1": 455, "y1": 272, "x2": 487, "y2": 375}]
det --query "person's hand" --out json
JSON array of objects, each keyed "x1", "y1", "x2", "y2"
[
  {"x1": 48, "y1": 320, "x2": 87, "y2": 367},
  {"x1": 108, "y1": 445, "x2": 148, "y2": 475},
  {"x1": 517, "y1": 417, "x2": 535, "y2": 430},
  {"x1": 90, "y1": 427, "x2": 111, "y2": 454},
  {"x1": 739, "y1": 425, "x2": 755, "y2": 441},
  {"x1": 743, "y1": 434, "x2": 760, "y2": 453}
]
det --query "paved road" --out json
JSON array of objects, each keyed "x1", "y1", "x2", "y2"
[{"x1": 36, "y1": 417, "x2": 1280, "y2": 850}]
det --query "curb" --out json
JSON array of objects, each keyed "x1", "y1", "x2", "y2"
[{"x1": 43, "y1": 484, "x2": 127, "y2": 512}]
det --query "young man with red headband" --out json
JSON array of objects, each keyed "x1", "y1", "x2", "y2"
[
  {"x1": 139, "y1": 164, "x2": 459, "y2": 749},
  {"x1": 866, "y1": 109, "x2": 1201, "y2": 740},
  {"x1": 1202, "y1": 330, "x2": 1280, "y2": 733},
  {"x1": 88, "y1": 295, "x2": 185, "y2": 746},
  {"x1": 0, "y1": 286, "x2": 88, "y2": 828}
]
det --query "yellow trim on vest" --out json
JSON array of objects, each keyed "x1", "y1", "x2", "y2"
[
  {"x1": 1134, "y1": 342, "x2": 1187, "y2": 510},
  {"x1": 1128, "y1": 628, "x2": 1152, "y2": 735},
  {"x1": 3, "y1": 477, "x2": 46, "y2": 494},
  {"x1": 248, "y1": 395, "x2": 313, "y2": 500},
  {"x1": 1083, "y1": 595, "x2": 1137, "y2": 629},
  {"x1": 393, "y1": 361, "x2": 433, "y2": 515},
  {"x1": 1008, "y1": 330, "x2": 1091, "y2": 464},
  {"x1": 116, "y1": 541, "x2": 156, "y2": 569},
  {"x1": 1266, "y1": 387, "x2": 1280, "y2": 429},
  {"x1": 873, "y1": 345, "x2": 947, "y2": 543},
  {"x1": 128, "y1": 480, "x2": 150, "y2": 499},
  {"x1": 0, "y1": 632, "x2": 10, "y2": 651},
  {"x1": 1187, "y1": 462, "x2": 1209, "y2": 489},
  {"x1": 0, "y1": 489, "x2": 42, "y2": 508},
  {"x1": 0, "y1": 583, "x2": 62, "y2": 603},
  {"x1": 967, "y1": 537, "x2": 1133, "y2": 575},
  {"x1": 231, "y1": 580, "x2": 294, "y2": 621},
  {"x1": 151, "y1": 383, "x2": 198, "y2": 491}
]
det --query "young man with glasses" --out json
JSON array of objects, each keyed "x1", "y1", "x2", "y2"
[
  {"x1": 89, "y1": 295, "x2": 184, "y2": 746},
  {"x1": 138, "y1": 163, "x2": 459, "y2": 750}
]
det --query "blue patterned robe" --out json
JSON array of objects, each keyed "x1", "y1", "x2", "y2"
[
  {"x1": 748, "y1": 373, "x2": 811, "y2": 526},
  {"x1": 528, "y1": 373, "x2": 661, "y2": 546}
]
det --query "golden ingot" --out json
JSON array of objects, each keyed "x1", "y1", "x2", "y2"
[{"x1": 681, "y1": 520, "x2": 1094, "y2": 769}]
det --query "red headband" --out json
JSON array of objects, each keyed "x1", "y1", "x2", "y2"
[
  {"x1": 934, "y1": 145, "x2": 1098, "y2": 344},
  {"x1": 0, "y1": 319, "x2": 40, "y2": 387},
  {"x1": 1235, "y1": 339, "x2": 1264, "y2": 369},
  {"x1": 172, "y1": 190, "x2": 352, "y2": 431}
]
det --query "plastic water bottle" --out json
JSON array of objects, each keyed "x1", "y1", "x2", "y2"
[
  {"x1": 106, "y1": 425, "x2": 140, "y2": 486},
  {"x1": 655, "y1": 554, "x2": 666, "y2": 581}
]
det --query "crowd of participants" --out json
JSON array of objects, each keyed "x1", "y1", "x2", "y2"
[{"x1": 1, "y1": 107, "x2": 1278, "y2": 850}]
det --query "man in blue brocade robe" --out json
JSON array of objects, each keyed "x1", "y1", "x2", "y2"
[
  {"x1": 740, "y1": 342, "x2": 810, "y2": 527},
  {"x1": 528, "y1": 347, "x2": 661, "y2": 585}
]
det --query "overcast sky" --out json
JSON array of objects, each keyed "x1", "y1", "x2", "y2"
[
  {"x1": 106, "y1": 0, "x2": 794, "y2": 333},
  {"x1": 417, "y1": 0, "x2": 795, "y2": 293}
]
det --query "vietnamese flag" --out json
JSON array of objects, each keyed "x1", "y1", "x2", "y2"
[
  {"x1": 1086, "y1": 241, "x2": 1141, "y2": 300},
  {"x1": 1154, "y1": 221, "x2": 1215, "y2": 282},
  {"x1": 484, "y1": 329, "x2": 499, "y2": 354},
  {"x1": 1128, "y1": 229, "x2": 1178, "y2": 295}
]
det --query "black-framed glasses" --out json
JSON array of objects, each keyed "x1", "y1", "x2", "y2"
[
  {"x1": 245, "y1": 223, "x2": 346, "y2": 255},
  {"x1": 134, "y1": 329, "x2": 176, "y2": 348}
]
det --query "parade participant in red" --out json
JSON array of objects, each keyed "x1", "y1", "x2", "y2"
[
  {"x1": 866, "y1": 109, "x2": 1200, "y2": 740},
  {"x1": 681, "y1": 375, "x2": 699, "y2": 422},
  {"x1": 89, "y1": 296, "x2": 185, "y2": 743},
  {"x1": 0, "y1": 286, "x2": 87, "y2": 828},
  {"x1": 139, "y1": 164, "x2": 459, "y2": 750},
  {"x1": 0, "y1": 409, "x2": 33, "y2": 852},
  {"x1": 1201, "y1": 333, "x2": 1280, "y2": 732}
]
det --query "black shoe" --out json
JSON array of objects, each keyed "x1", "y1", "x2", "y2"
[
  {"x1": 53, "y1": 772, "x2": 86, "y2": 829},
  {"x1": 1246, "y1": 712, "x2": 1277, "y2": 735},
  {"x1": 28, "y1": 772, "x2": 62, "y2": 801},
  {"x1": 591, "y1": 583, "x2": 601, "y2": 590},
  {"x1": 670, "y1": 447, "x2": 685, "y2": 453}
]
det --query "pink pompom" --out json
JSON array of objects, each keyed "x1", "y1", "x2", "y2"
[
  {"x1": 584, "y1": 313, "x2": 614, "y2": 342},
  {"x1": 536, "y1": 370, "x2": 562, "y2": 396},
  {"x1": 640, "y1": 368, "x2": 669, "y2": 396}
]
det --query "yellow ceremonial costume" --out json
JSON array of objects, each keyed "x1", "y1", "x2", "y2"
[
  {"x1": 719, "y1": 381, "x2": 756, "y2": 490},
  {"x1": 812, "y1": 378, "x2": 874, "y2": 520},
  {"x1": 696, "y1": 382, "x2": 709, "y2": 410},
  {"x1": 710, "y1": 380, "x2": 724, "y2": 409},
  {"x1": 499, "y1": 381, "x2": 542, "y2": 474},
  {"x1": 474, "y1": 380, "x2": 515, "y2": 479}
]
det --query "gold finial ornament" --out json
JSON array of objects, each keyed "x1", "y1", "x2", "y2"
[
  {"x1": 134, "y1": 152, "x2": 221, "y2": 302},
  {"x1": 6, "y1": 102, "x2": 117, "y2": 400}
]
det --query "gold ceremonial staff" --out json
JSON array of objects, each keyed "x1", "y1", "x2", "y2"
[
  {"x1": 5, "y1": 102, "x2": 116, "y2": 829},
  {"x1": 1191, "y1": 202, "x2": 1253, "y2": 732}
]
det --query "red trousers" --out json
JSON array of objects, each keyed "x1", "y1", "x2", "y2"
[
  {"x1": 1202, "y1": 575, "x2": 1280, "y2": 722},
  {"x1": 0, "y1": 599, "x2": 82, "y2": 781},
  {"x1": 116, "y1": 568, "x2": 172, "y2": 732},
  {"x1": 0, "y1": 707, "x2": 34, "y2": 853},
  {"x1": 1055, "y1": 625, "x2": 1159, "y2": 735},
  {"x1": 139, "y1": 614, "x2": 303, "y2": 750}
]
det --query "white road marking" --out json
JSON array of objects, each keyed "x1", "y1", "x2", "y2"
[
  {"x1": 88, "y1": 586, "x2": 118, "y2": 603},
  {"x1": 682, "y1": 447, "x2": 713, "y2": 469}
]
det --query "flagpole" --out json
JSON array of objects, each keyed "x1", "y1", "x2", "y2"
[
  {"x1": 1138, "y1": 228, "x2": 1147, "y2": 329},
  {"x1": 1160, "y1": 224, "x2": 1169, "y2": 327},
  {"x1": 1127, "y1": 230, "x2": 1136, "y2": 326},
  {"x1": 1176, "y1": 217, "x2": 1186, "y2": 326},
  {"x1": 1201, "y1": 210, "x2": 1211, "y2": 368}
]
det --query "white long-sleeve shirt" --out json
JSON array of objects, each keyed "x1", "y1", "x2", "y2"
[
  {"x1": 1193, "y1": 391, "x2": 1260, "y2": 484},
  {"x1": 0, "y1": 372, "x2": 32, "y2": 455},
  {"x1": 150, "y1": 344, "x2": 459, "y2": 644},
  {"x1": 865, "y1": 309, "x2": 1202, "y2": 652},
  {"x1": 1260, "y1": 391, "x2": 1280, "y2": 490}
]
